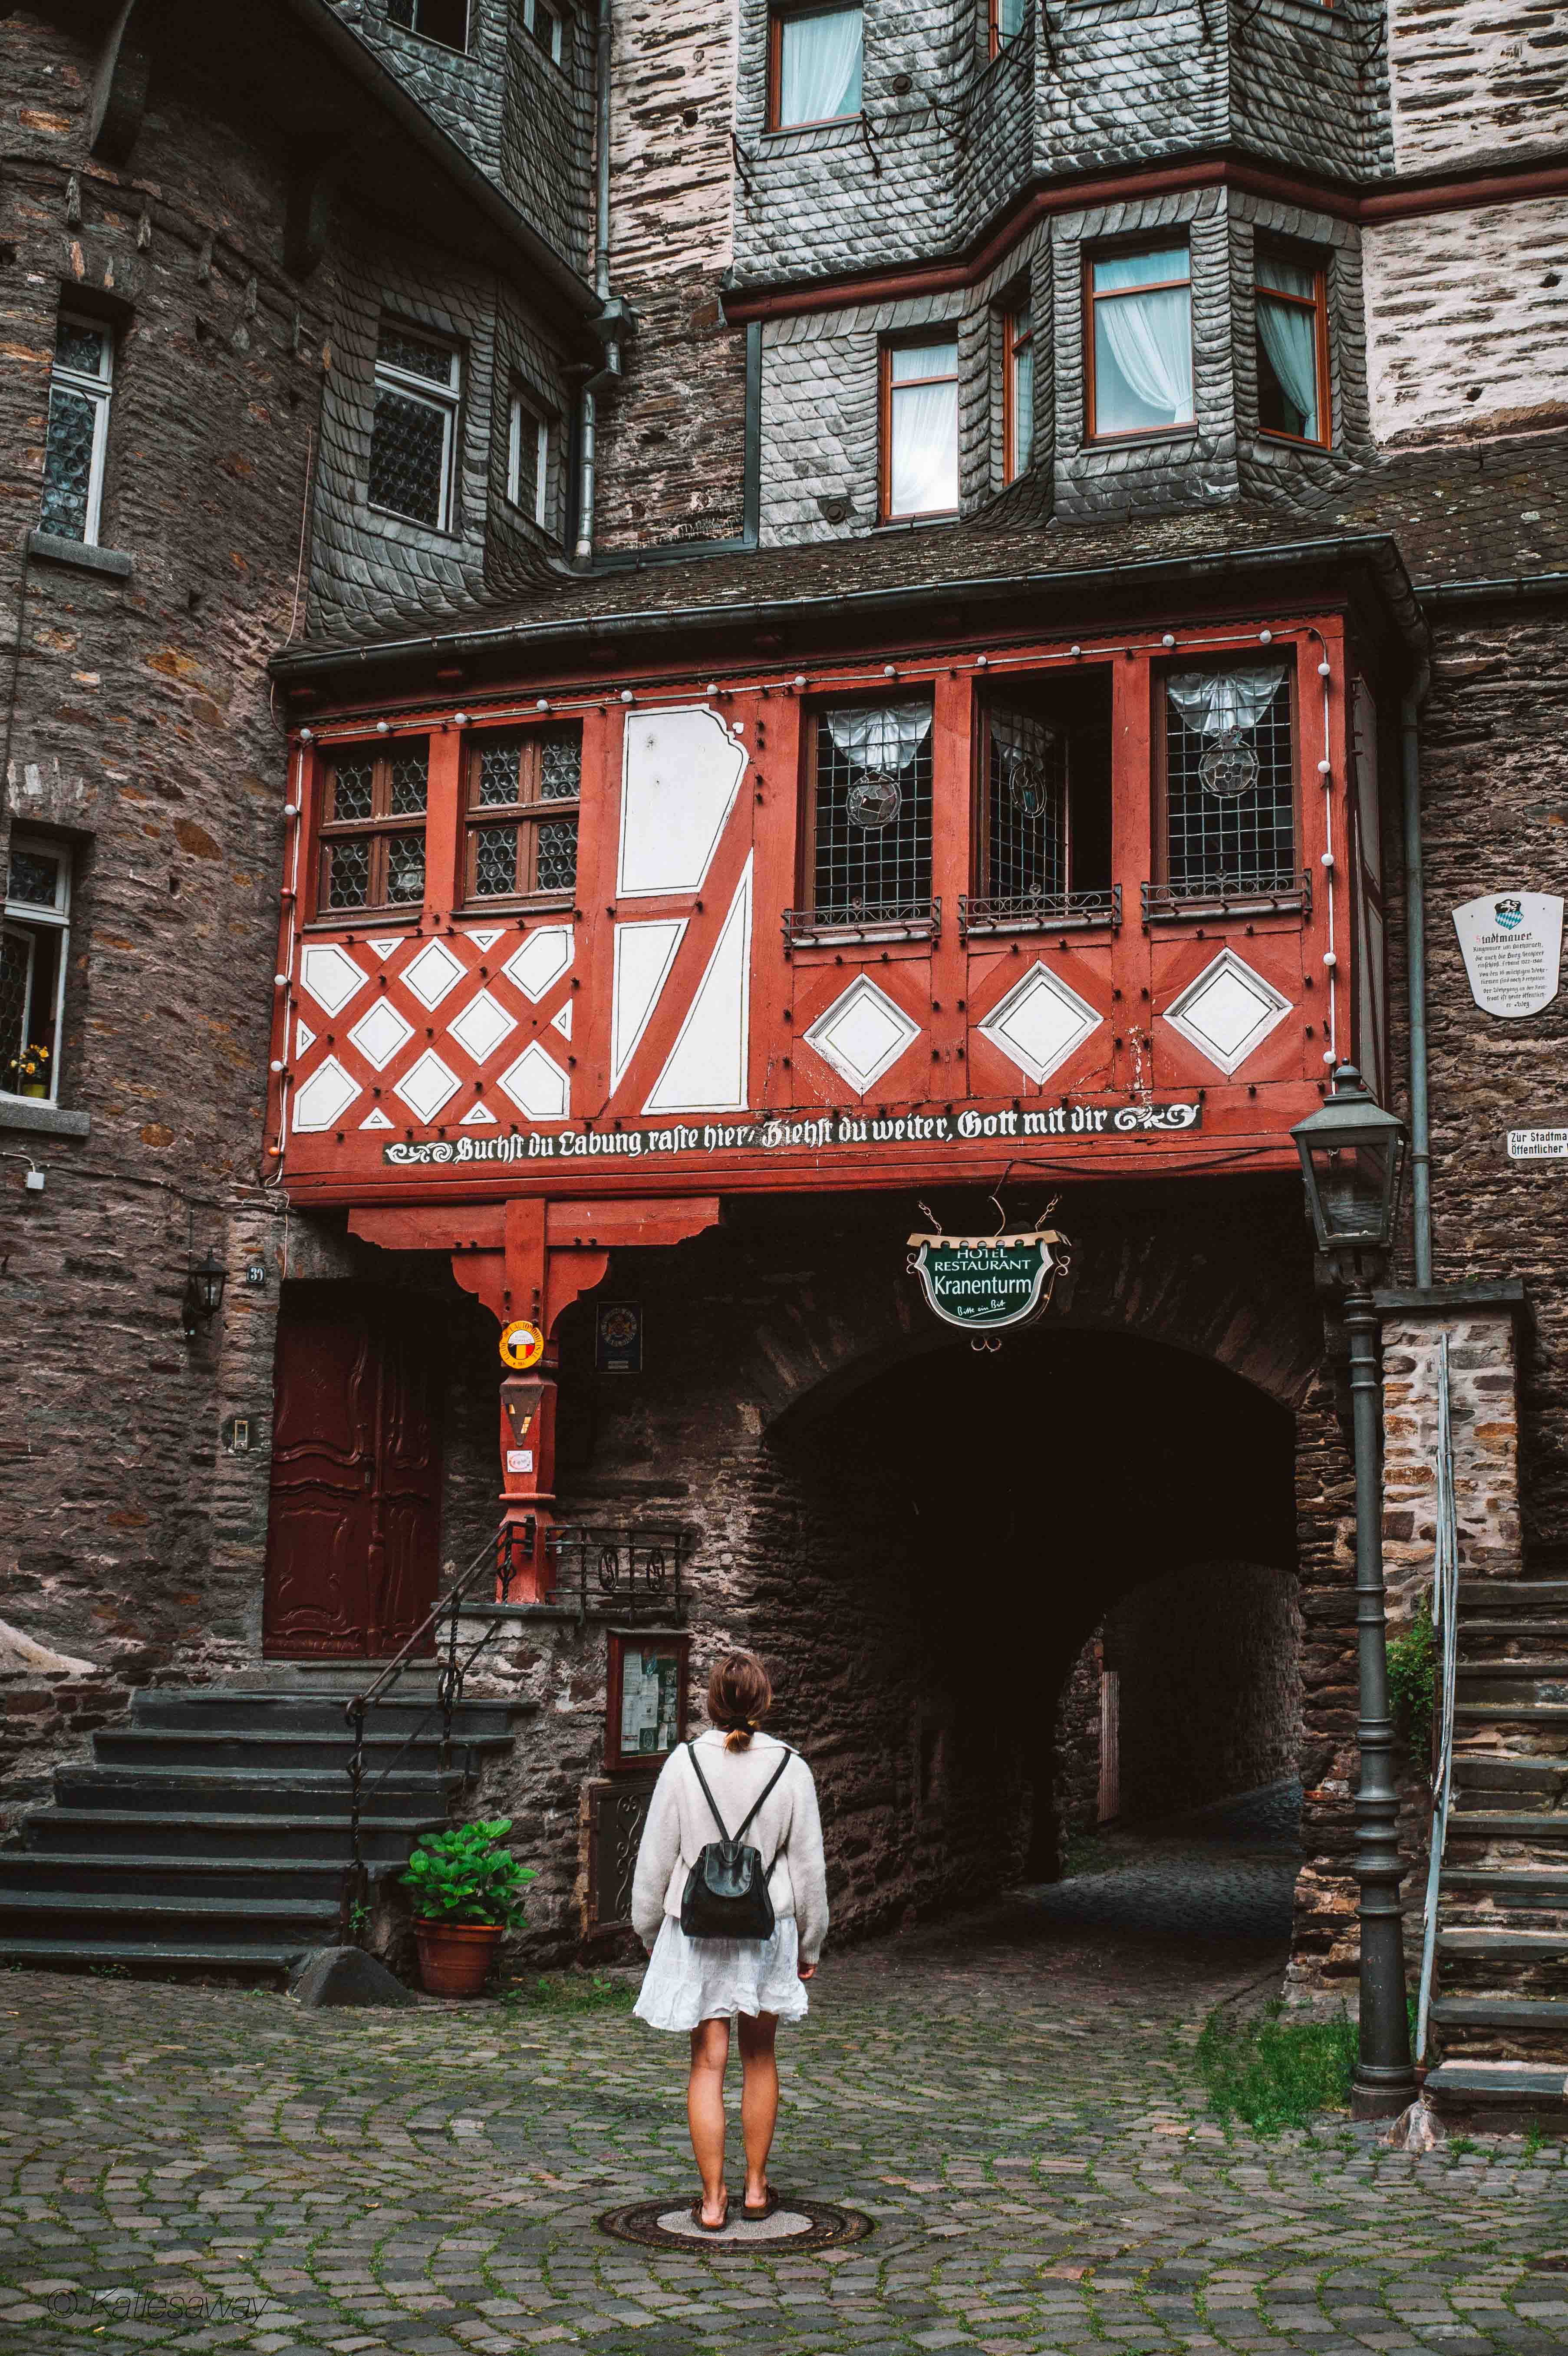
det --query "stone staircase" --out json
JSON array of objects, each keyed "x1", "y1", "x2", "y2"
[
  {"x1": 0, "y1": 1675, "x2": 519, "y2": 1983},
  {"x1": 1423, "y1": 1577, "x2": 1568, "y2": 2125}
]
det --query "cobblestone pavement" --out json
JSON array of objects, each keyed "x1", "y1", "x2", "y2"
[{"x1": 3, "y1": 1808, "x2": 1567, "y2": 2356}]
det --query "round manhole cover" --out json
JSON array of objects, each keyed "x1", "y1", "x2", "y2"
[{"x1": 596, "y1": 2194, "x2": 873, "y2": 2254}]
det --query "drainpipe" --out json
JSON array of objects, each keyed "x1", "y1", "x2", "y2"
[
  {"x1": 1400, "y1": 662, "x2": 1433, "y2": 1286},
  {"x1": 574, "y1": 0, "x2": 616, "y2": 565}
]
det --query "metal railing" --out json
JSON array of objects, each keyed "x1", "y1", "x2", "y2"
[
  {"x1": 341, "y1": 1515, "x2": 530, "y2": 1936},
  {"x1": 959, "y1": 884, "x2": 1121, "y2": 938},
  {"x1": 1416, "y1": 1330, "x2": 1461, "y2": 2064},
  {"x1": 782, "y1": 898, "x2": 940, "y2": 948},
  {"x1": 545, "y1": 1523, "x2": 688, "y2": 1618},
  {"x1": 1140, "y1": 868, "x2": 1311, "y2": 923}
]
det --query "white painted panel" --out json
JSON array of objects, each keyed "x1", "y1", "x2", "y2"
[
  {"x1": 618, "y1": 706, "x2": 747, "y2": 898},
  {"x1": 644, "y1": 858, "x2": 752, "y2": 1114},
  {"x1": 293, "y1": 1055, "x2": 361, "y2": 1132},
  {"x1": 611, "y1": 918, "x2": 686, "y2": 1090}
]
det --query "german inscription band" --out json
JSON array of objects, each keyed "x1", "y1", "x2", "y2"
[{"x1": 383, "y1": 1101, "x2": 1202, "y2": 1168}]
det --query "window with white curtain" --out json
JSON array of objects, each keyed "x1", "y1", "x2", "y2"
[
  {"x1": 770, "y1": 4, "x2": 862, "y2": 128},
  {"x1": 989, "y1": 0, "x2": 1027, "y2": 50},
  {"x1": 1256, "y1": 247, "x2": 1327, "y2": 445},
  {"x1": 1086, "y1": 245, "x2": 1194, "y2": 438},
  {"x1": 882, "y1": 337, "x2": 959, "y2": 520}
]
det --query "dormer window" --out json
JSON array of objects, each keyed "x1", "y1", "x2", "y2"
[
  {"x1": 369, "y1": 324, "x2": 461, "y2": 532},
  {"x1": 1002, "y1": 300, "x2": 1034, "y2": 481},
  {"x1": 768, "y1": 3, "x2": 862, "y2": 129},
  {"x1": 521, "y1": 0, "x2": 568, "y2": 66},
  {"x1": 1085, "y1": 244, "x2": 1194, "y2": 439},
  {"x1": 1256, "y1": 247, "x2": 1328, "y2": 447},
  {"x1": 988, "y1": 0, "x2": 1026, "y2": 53},
  {"x1": 880, "y1": 336, "x2": 959, "y2": 521}
]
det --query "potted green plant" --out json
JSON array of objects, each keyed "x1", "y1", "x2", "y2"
[
  {"x1": 7, "y1": 1042, "x2": 49, "y2": 1099},
  {"x1": 399, "y1": 1818, "x2": 536, "y2": 1996}
]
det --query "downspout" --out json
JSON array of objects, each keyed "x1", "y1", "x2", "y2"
[
  {"x1": 1401, "y1": 660, "x2": 1434, "y2": 1285},
  {"x1": 574, "y1": 0, "x2": 615, "y2": 566}
]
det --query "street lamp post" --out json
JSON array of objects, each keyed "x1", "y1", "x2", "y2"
[{"x1": 1292, "y1": 1064, "x2": 1419, "y2": 2122}]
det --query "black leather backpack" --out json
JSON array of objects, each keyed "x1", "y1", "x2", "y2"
[{"x1": 679, "y1": 1739, "x2": 793, "y2": 1940}]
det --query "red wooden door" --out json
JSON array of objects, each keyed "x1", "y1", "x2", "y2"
[{"x1": 264, "y1": 1286, "x2": 442, "y2": 1658}]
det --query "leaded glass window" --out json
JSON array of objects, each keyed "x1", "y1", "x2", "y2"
[
  {"x1": 387, "y1": 0, "x2": 470, "y2": 48},
  {"x1": 984, "y1": 707, "x2": 1066, "y2": 899},
  {"x1": 369, "y1": 324, "x2": 461, "y2": 531},
  {"x1": 464, "y1": 728, "x2": 582, "y2": 901},
  {"x1": 317, "y1": 740, "x2": 431, "y2": 913},
  {"x1": 810, "y1": 703, "x2": 933, "y2": 920},
  {"x1": 40, "y1": 315, "x2": 112, "y2": 545},
  {"x1": 1163, "y1": 667, "x2": 1294, "y2": 891}
]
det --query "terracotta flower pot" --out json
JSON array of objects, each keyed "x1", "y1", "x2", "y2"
[{"x1": 412, "y1": 1918, "x2": 504, "y2": 1997}]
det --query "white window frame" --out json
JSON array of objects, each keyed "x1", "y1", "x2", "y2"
[
  {"x1": 43, "y1": 314, "x2": 113, "y2": 548},
  {"x1": 506, "y1": 384, "x2": 556, "y2": 532},
  {"x1": 521, "y1": 0, "x2": 566, "y2": 65},
  {"x1": 370, "y1": 326, "x2": 461, "y2": 534},
  {"x1": 2, "y1": 836, "x2": 71, "y2": 1105}
]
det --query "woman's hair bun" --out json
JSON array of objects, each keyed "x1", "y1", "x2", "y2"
[{"x1": 707, "y1": 1650, "x2": 772, "y2": 1750}]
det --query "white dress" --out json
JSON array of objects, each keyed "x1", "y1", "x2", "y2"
[{"x1": 634, "y1": 1915, "x2": 810, "y2": 2032}]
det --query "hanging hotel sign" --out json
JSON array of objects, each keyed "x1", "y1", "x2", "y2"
[
  {"x1": 1453, "y1": 892, "x2": 1564, "y2": 1020},
  {"x1": 906, "y1": 1227, "x2": 1069, "y2": 1333},
  {"x1": 382, "y1": 1100, "x2": 1201, "y2": 1169}
]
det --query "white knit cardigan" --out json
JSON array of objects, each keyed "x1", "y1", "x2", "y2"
[{"x1": 630, "y1": 1729, "x2": 830, "y2": 1964}]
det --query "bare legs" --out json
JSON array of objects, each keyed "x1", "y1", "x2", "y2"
[{"x1": 685, "y1": 2011, "x2": 779, "y2": 2223}]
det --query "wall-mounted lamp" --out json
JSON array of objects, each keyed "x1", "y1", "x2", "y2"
[{"x1": 181, "y1": 1248, "x2": 228, "y2": 1338}]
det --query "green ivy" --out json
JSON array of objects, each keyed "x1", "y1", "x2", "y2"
[
  {"x1": 399, "y1": 1818, "x2": 537, "y2": 1927},
  {"x1": 1387, "y1": 1595, "x2": 1436, "y2": 1759}
]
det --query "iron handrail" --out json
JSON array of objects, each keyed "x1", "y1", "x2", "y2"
[
  {"x1": 341, "y1": 1514, "x2": 528, "y2": 1936},
  {"x1": 1415, "y1": 1330, "x2": 1460, "y2": 2063}
]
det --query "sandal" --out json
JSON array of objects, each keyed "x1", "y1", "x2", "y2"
[
  {"x1": 742, "y1": 2184, "x2": 779, "y2": 2221},
  {"x1": 690, "y1": 2191, "x2": 730, "y2": 2233}
]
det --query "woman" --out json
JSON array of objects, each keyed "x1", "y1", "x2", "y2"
[{"x1": 631, "y1": 1649, "x2": 828, "y2": 2231}]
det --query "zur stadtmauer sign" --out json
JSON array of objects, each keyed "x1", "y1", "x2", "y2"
[
  {"x1": 382, "y1": 1100, "x2": 1202, "y2": 1167},
  {"x1": 906, "y1": 1229, "x2": 1069, "y2": 1333}
]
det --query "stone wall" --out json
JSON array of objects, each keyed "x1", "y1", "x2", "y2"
[
  {"x1": 1389, "y1": 0, "x2": 1568, "y2": 172},
  {"x1": 1363, "y1": 200, "x2": 1568, "y2": 448}
]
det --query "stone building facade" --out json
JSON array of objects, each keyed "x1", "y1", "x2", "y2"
[{"x1": 1, "y1": 0, "x2": 1566, "y2": 2097}]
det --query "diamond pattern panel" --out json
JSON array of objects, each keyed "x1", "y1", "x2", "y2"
[
  {"x1": 346, "y1": 998, "x2": 415, "y2": 1072},
  {"x1": 803, "y1": 977, "x2": 921, "y2": 1096},
  {"x1": 298, "y1": 943, "x2": 367, "y2": 1016},
  {"x1": 292, "y1": 1056, "x2": 361, "y2": 1133},
  {"x1": 394, "y1": 1050, "x2": 461, "y2": 1123},
  {"x1": 447, "y1": 989, "x2": 517, "y2": 1066},
  {"x1": 503, "y1": 927, "x2": 573, "y2": 1003},
  {"x1": 401, "y1": 938, "x2": 466, "y2": 1009},
  {"x1": 499, "y1": 1043, "x2": 570, "y2": 1121},
  {"x1": 978, "y1": 964, "x2": 1102, "y2": 1085},
  {"x1": 1163, "y1": 950, "x2": 1292, "y2": 1076}
]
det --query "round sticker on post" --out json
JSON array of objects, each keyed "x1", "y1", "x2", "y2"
[{"x1": 499, "y1": 1319, "x2": 546, "y2": 1372}]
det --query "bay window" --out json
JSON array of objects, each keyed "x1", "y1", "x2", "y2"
[
  {"x1": 807, "y1": 701, "x2": 933, "y2": 922},
  {"x1": 387, "y1": 0, "x2": 470, "y2": 48},
  {"x1": 768, "y1": 4, "x2": 862, "y2": 129},
  {"x1": 369, "y1": 323, "x2": 461, "y2": 532},
  {"x1": 1086, "y1": 245, "x2": 1194, "y2": 439},
  {"x1": 881, "y1": 337, "x2": 959, "y2": 521},
  {"x1": 1256, "y1": 247, "x2": 1328, "y2": 446},
  {"x1": 318, "y1": 741, "x2": 429, "y2": 913},
  {"x1": 989, "y1": 0, "x2": 1026, "y2": 50},
  {"x1": 507, "y1": 383, "x2": 555, "y2": 531},
  {"x1": 1162, "y1": 667, "x2": 1295, "y2": 896},
  {"x1": 464, "y1": 728, "x2": 581, "y2": 901},
  {"x1": 1, "y1": 838, "x2": 70, "y2": 1103}
]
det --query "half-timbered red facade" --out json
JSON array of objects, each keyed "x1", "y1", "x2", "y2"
[{"x1": 270, "y1": 568, "x2": 1403, "y2": 1615}]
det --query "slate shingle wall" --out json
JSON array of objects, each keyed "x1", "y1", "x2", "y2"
[{"x1": 308, "y1": 222, "x2": 573, "y2": 639}]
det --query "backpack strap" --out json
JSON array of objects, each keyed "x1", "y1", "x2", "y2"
[
  {"x1": 732, "y1": 1746, "x2": 794, "y2": 1848},
  {"x1": 684, "y1": 1740, "x2": 732, "y2": 1845},
  {"x1": 684, "y1": 1739, "x2": 795, "y2": 1852}
]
